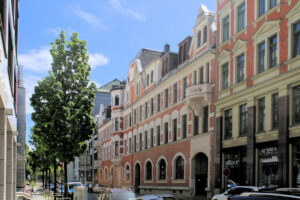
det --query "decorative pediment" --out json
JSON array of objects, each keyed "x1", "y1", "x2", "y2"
[
  {"x1": 252, "y1": 20, "x2": 281, "y2": 41},
  {"x1": 286, "y1": 1, "x2": 300, "y2": 21},
  {"x1": 195, "y1": 5, "x2": 209, "y2": 26},
  {"x1": 219, "y1": 49, "x2": 231, "y2": 61},
  {"x1": 232, "y1": 39, "x2": 247, "y2": 53}
]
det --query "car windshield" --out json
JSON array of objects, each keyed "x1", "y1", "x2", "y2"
[
  {"x1": 69, "y1": 183, "x2": 82, "y2": 189},
  {"x1": 110, "y1": 191, "x2": 136, "y2": 200}
]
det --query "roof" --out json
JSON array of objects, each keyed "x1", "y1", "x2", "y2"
[
  {"x1": 98, "y1": 79, "x2": 125, "y2": 92},
  {"x1": 135, "y1": 48, "x2": 163, "y2": 71}
]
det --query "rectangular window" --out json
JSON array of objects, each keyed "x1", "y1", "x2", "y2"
[
  {"x1": 272, "y1": 93, "x2": 279, "y2": 129},
  {"x1": 270, "y1": 0, "x2": 277, "y2": 9},
  {"x1": 200, "y1": 67, "x2": 204, "y2": 84},
  {"x1": 237, "y1": 3, "x2": 245, "y2": 32},
  {"x1": 139, "y1": 133, "x2": 142, "y2": 151},
  {"x1": 134, "y1": 136, "x2": 136, "y2": 152},
  {"x1": 239, "y1": 104, "x2": 247, "y2": 136},
  {"x1": 237, "y1": 54, "x2": 245, "y2": 83},
  {"x1": 193, "y1": 70, "x2": 197, "y2": 85},
  {"x1": 157, "y1": 94, "x2": 161, "y2": 112},
  {"x1": 224, "y1": 109, "x2": 232, "y2": 139},
  {"x1": 129, "y1": 113, "x2": 132, "y2": 127},
  {"x1": 204, "y1": 26, "x2": 207, "y2": 43},
  {"x1": 165, "y1": 89, "x2": 169, "y2": 108},
  {"x1": 206, "y1": 63, "x2": 210, "y2": 83},
  {"x1": 194, "y1": 115, "x2": 199, "y2": 135},
  {"x1": 259, "y1": 0, "x2": 266, "y2": 17},
  {"x1": 144, "y1": 131, "x2": 148, "y2": 150},
  {"x1": 150, "y1": 128, "x2": 154, "y2": 147},
  {"x1": 183, "y1": 77, "x2": 187, "y2": 99},
  {"x1": 151, "y1": 70, "x2": 154, "y2": 83},
  {"x1": 124, "y1": 140, "x2": 127, "y2": 155},
  {"x1": 173, "y1": 83, "x2": 178, "y2": 104},
  {"x1": 173, "y1": 119, "x2": 177, "y2": 141},
  {"x1": 269, "y1": 35, "x2": 277, "y2": 68},
  {"x1": 139, "y1": 105, "x2": 142, "y2": 121},
  {"x1": 164, "y1": 122, "x2": 168, "y2": 144},
  {"x1": 223, "y1": 15, "x2": 230, "y2": 42},
  {"x1": 124, "y1": 116, "x2": 127, "y2": 130},
  {"x1": 129, "y1": 138, "x2": 132, "y2": 153},
  {"x1": 222, "y1": 62, "x2": 229, "y2": 89},
  {"x1": 182, "y1": 115, "x2": 187, "y2": 139},
  {"x1": 293, "y1": 86, "x2": 300, "y2": 125},
  {"x1": 258, "y1": 98, "x2": 265, "y2": 132},
  {"x1": 203, "y1": 106, "x2": 208, "y2": 133},
  {"x1": 134, "y1": 109, "x2": 137, "y2": 124},
  {"x1": 115, "y1": 118, "x2": 119, "y2": 131},
  {"x1": 157, "y1": 126, "x2": 161, "y2": 146},
  {"x1": 115, "y1": 141, "x2": 119, "y2": 156},
  {"x1": 258, "y1": 42, "x2": 265, "y2": 73},
  {"x1": 145, "y1": 102, "x2": 148, "y2": 119},
  {"x1": 151, "y1": 98, "x2": 154, "y2": 115},
  {"x1": 197, "y1": 30, "x2": 201, "y2": 47},
  {"x1": 293, "y1": 22, "x2": 300, "y2": 58}
]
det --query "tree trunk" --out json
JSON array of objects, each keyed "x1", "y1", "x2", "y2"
[
  {"x1": 48, "y1": 168, "x2": 51, "y2": 190},
  {"x1": 54, "y1": 158, "x2": 57, "y2": 194},
  {"x1": 64, "y1": 162, "x2": 68, "y2": 197},
  {"x1": 45, "y1": 168, "x2": 48, "y2": 189},
  {"x1": 42, "y1": 170, "x2": 45, "y2": 189}
]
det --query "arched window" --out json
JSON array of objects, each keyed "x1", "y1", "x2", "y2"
[
  {"x1": 105, "y1": 168, "x2": 108, "y2": 180},
  {"x1": 175, "y1": 156, "x2": 184, "y2": 179},
  {"x1": 159, "y1": 159, "x2": 166, "y2": 180},
  {"x1": 115, "y1": 95, "x2": 119, "y2": 106},
  {"x1": 146, "y1": 161, "x2": 152, "y2": 180},
  {"x1": 125, "y1": 165, "x2": 130, "y2": 181}
]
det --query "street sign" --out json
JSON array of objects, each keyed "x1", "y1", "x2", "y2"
[{"x1": 223, "y1": 168, "x2": 231, "y2": 177}]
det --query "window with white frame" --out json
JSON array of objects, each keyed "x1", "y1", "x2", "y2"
[
  {"x1": 146, "y1": 161, "x2": 152, "y2": 180},
  {"x1": 293, "y1": 22, "x2": 300, "y2": 58},
  {"x1": 258, "y1": 42, "x2": 266, "y2": 73},
  {"x1": 158, "y1": 159, "x2": 166, "y2": 180},
  {"x1": 203, "y1": 26, "x2": 207, "y2": 43},
  {"x1": 293, "y1": 86, "x2": 300, "y2": 125},
  {"x1": 144, "y1": 131, "x2": 148, "y2": 149},
  {"x1": 236, "y1": 54, "x2": 245, "y2": 83},
  {"x1": 223, "y1": 15, "x2": 230, "y2": 42},
  {"x1": 237, "y1": 2, "x2": 245, "y2": 32},
  {"x1": 173, "y1": 83, "x2": 178, "y2": 104},
  {"x1": 175, "y1": 156, "x2": 184, "y2": 180},
  {"x1": 258, "y1": 0, "x2": 266, "y2": 17},
  {"x1": 269, "y1": 35, "x2": 277, "y2": 68},
  {"x1": 197, "y1": 30, "x2": 202, "y2": 47},
  {"x1": 258, "y1": 97, "x2": 266, "y2": 132},
  {"x1": 222, "y1": 62, "x2": 229, "y2": 89}
]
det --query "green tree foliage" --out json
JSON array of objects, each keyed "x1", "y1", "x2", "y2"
[{"x1": 30, "y1": 31, "x2": 96, "y2": 196}]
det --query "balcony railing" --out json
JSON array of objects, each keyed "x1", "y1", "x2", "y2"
[
  {"x1": 111, "y1": 155, "x2": 123, "y2": 166},
  {"x1": 186, "y1": 83, "x2": 212, "y2": 100},
  {"x1": 94, "y1": 160, "x2": 103, "y2": 168}
]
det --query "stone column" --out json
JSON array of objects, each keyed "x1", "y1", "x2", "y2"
[
  {"x1": 13, "y1": 141, "x2": 17, "y2": 200},
  {"x1": 214, "y1": 116, "x2": 222, "y2": 190},
  {"x1": 278, "y1": 95, "x2": 289, "y2": 187},
  {"x1": 0, "y1": 108, "x2": 7, "y2": 200},
  {"x1": 6, "y1": 131, "x2": 14, "y2": 200},
  {"x1": 246, "y1": 106, "x2": 256, "y2": 186}
]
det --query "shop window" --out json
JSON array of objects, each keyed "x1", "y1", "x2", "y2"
[
  {"x1": 182, "y1": 115, "x2": 187, "y2": 139},
  {"x1": 236, "y1": 54, "x2": 245, "y2": 83},
  {"x1": 175, "y1": 156, "x2": 184, "y2": 180},
  {"x1": 224, "y1": 149, "x2": 247, "y2": 185},
  {"x1": 224, "y1": 109, "x2": 232, "y2": 139},
  {"x1": 203, "y1": 106, "x2": 208, "y2": 133},
  {"x1": 272, "y1": 93, "x2": 279, "y2": 129},
  {"x1": 173, "y1": 119, "x2": 177, "y2": 141},
  {"x1": 139, "y1": 133, "x2": 142, "y2": 151},
  {"x1": 159, "y1": 159, "x2": 166, "y2": 180},
  {"x1": 223, "y1": 15, "x2": 230, "y2": 42},
  {"x1": 173, "y1": 83, "x2": 178, "y2": 104},
  {"x1": 222, "y1": 62, "x2": 229, "y2": 89},
  {"x1": 239, "y1": 104, "x2": 247, "y2": 136},
  {"x1": 293, "y1": 22, "x2": 300, "y2": 58},
  {"x1": 292, "y1": 142, "x2": 300, "y2": 187},
  {"x1": 258, "y1": 146, "x2": 278, "y2": 187},
  {"x1": 293, "y1": 86, "x2": 300, "y2": 125},
  {"x1": 165, "y1": 89, "x2": 169, "y2": 108},
  {"x1": 150, "y1": 128, "x2": 154, "y2": 147},
  {"x1": 164, "y1": 122, "x2": 168, "y2": 144},
  {"x1": 237, "y1": 2, "x2": 245, "y2": 32},
  {"x1": 258, "y1": 98, "x2": 265, "y2": 132},
  {"x1": 269, "y1": 35, "x2": 277, "y2": 68},
  {"x1": 146, "y1": 161, "x2": 152, "y2": 180},
  {"x1": 157, "y1": 126, "x2": 161, "y2": 146},
  {"x1": 258, "y1": 42, "x2": 265, "y2": 73}
]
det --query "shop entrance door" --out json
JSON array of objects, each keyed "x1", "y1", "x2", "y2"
[
  {"x1": 135, "y1": 163, "x2": 141, "y2": 194},
  {"x1": 194, "y1": 153, "x2": 208, "y2": 196}
]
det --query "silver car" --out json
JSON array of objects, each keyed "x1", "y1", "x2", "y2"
[
  {"x1": 137, "y1": 194, "x2": 177, "y2": 200},
  {"x1": 211, "y1": 186, "x2": 259, "y2": 200}
]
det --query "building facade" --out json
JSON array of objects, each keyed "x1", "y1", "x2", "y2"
[
  {"x1": 0, "y1": 0, "x2": 20, "y2": 199},
  {"x1": 94, "y1": 5, "x2": 217, "y2": 199},
  {"x1": 214, "y1": 0, "x2": 300, "y2": 192}
]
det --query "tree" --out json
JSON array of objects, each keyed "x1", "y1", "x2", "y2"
[{"x1": 30, "y1": 30, "x2": 96, "y2": 196}]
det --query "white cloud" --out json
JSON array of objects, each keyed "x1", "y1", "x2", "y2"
[
  {"x1": 90, "y1": 79, "x2": 102, "y2": 88},
  {"x1": 108, "y1": 0, "x2": 146, "y2": 21},
  {"x1": 73, "y1": 8, "x2": 108, "y2": 30},
  {"x1": 89, "y1": 53, "x2": 110, "y2": 70},
  {"x1": 24, "y1": 74, "x2": 43, "y2": 114},
  {"x1": 19, "y1": 47, "x2": 52, "y2": 72}
]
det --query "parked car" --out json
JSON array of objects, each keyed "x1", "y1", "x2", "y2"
[
  {"x1": 228, "y1": 192, "x2": 300, "y2": 200},
  {"x1": 93, "y1": 184, "x2": 102, "y2": 193},
  {"x1": 67, "y1": 182, "x2": 83, "y2": 198},
  {"x1": 137, "y1": 193, "x2": 177, "y2": 200},
  {"x1": 97, "y1": 188, "x2": 136, "y2": 200},
  {"x1": 211, "y1": 186, "x2": 260, "y2": 200}
]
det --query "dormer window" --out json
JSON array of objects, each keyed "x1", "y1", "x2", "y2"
[
  {"x1": 203, "y1": 26, "x2": 207, "y2": 43},
  {"x1": 115, "y1": 95, "x2": 119, "y2": 106},
  {"x1": 197, "y1": 30, "x2": 202, "y2": 47}
]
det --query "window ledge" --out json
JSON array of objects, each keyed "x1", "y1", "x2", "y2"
[
  {"x1": 234, "y1": 27, "x2": 248, "y2": 39},
  {"x1": 172, "y1": 179, "x2": 186, "y2": 183},
  {"x1": 220, "y1": 38, "x2": 232, "y2": 48},
  {"x1": 232, "y1": 79, "x2": 247, "y2": 89},
  {"x1": 156, "y1": 180, "x2": 167, "y2": 183},
  {"x1": 144, "y1": 180, "x2": 153, "y2": 184},
  {"x1": 286, "y1": 54, "x2": 300, "y2": 65},
  {"x1": 252, "y1": 4, "x2": 281, "y2": 26}
]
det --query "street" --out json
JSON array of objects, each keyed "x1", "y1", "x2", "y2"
[{"x1": 88, "y1": 192, "x2": 98, "y2": 200}]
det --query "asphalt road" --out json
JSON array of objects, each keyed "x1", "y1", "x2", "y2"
[{"x1": 88, "y1": 192, "x2": 98, "y2": 200}]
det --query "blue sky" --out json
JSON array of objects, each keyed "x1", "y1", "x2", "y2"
[{"x1": 19, "y1": 0, "x2": 216, "y2": 147}]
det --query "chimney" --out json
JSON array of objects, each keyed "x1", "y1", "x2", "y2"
[{"x1": 164, "y1": 44, "x2": 170, "y2": 53}]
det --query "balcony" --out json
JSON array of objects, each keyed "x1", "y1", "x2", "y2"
[
  {"x1": 186, "y1": 83, "x2": 212, "y2": 103},
  {"x1": 94, "y1": 159, "x2": 103, "y2": 168},
  {"x1": 94, "y1": 140, "x2": 102, "y2": 148},
  {"x1": 111, "y1": 155, "x2": 123, "y2": 166}
]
